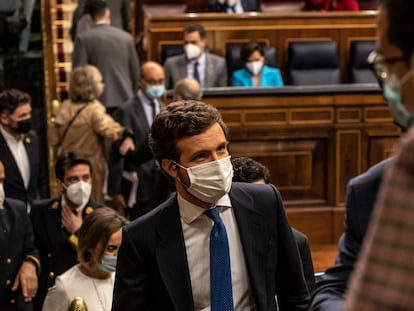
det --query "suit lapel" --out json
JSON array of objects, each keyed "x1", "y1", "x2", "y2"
[
  {"x1": 178, "y1": 56, "x2": 187, "y2": 82},
  {"x1": 229, "y1": 186, "x2": 270, "y2": 309},
  {"x1": 205, "y1": 53, "x2": 213, "y2": 87},
  {"x1": 0, "y1": 131, "x2": 25, "y2": 187},
  {"x1": 156, "y1": 199, "x2": 194, "y2": 310},
  {"x1": 23, "y1": 132, "x2": 35, "y2": 191},
  {"x1": 45, "y1": 199, "x2": 65, "y2": 253}
]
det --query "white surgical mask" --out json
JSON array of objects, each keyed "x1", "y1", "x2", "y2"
[
  {"x1": 246, "y1": 60, "x2": 264, "y2": 75},
  {"x1": 383, "y1": 70, "x2": 414, "y2": 131},
  {"x1": 0, "y1": 184, "x2": 4, "y2": 208},
  {"x1": 184, "y1": 43, "x2": 202, "y2": 60},
  {"x1": 227, "y1": 0, "x2": 237, "y2": 7},
  {"x1": 173, "y1": 156, "x2": 233, "y2": 203},
  {"x1": 146, "y1": 84, "x2": 165, "y2": 100},
  {"x1": 64, "y1": 181, "x2": 91, "y2": 206}
]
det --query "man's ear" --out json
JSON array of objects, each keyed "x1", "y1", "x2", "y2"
[
  {"x1": 0, "y1": 112, "x2": 9, "y2": 125},
  {"x1": 56, "y1": 179, "x2": 65, "y2": 194},
  {"x1": 162, "y1": 159, "x2": 178, "y2": 179}
]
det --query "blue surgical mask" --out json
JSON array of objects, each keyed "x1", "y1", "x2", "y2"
[
  {"x1": 146, "y1": 85, "x2": 165, "y2": 100},
  {"x1": 100, "y1": 255, "x2": 117, "y2": 273},
  {"x1": 383, "y1": 70, "x2": 414, "y2": 131}
]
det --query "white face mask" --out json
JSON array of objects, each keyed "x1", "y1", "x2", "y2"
[
  {"x1": 184, "y1": 43, "x2": 202, "y2": 60},
  {"x1": 64, "y1": 181, "x2": 91, "y2": 206},
  {"x1": 173, "y1": 156, "x2": 233, "y2": 203},
  {"x1": 227, "y1": 0, "x2": 237, "y2": 7},
  {"x1": 0, "y1": 184, "x2": 4, "y2": 208},
  {"x1": 246, "y1": 60, "x2": 264, "y2": 75}
]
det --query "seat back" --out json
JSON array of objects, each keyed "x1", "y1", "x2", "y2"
[
  {"x1": 348, "y1": 40, "x2": 377, "y2": 83},
  {"x1": 226, "y1": 45, "x2": 277, "y2": 84},
  {"x1": 161, "y1": 44, "x2": 184, "y2": 65},
  {"x1": 286, "y1": 40, "x2": 341, "y2": 85}
]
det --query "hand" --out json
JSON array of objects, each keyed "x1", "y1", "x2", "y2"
[
  {"x1": 108, "y1": 132, "x2": 121, "y2": 142},
  {"x1": 61, "y1": 203, "x2": 82, "y2": 234},
  {"x1": 119, "y1": 137, "x2": 135, "y2": 156},
  {"x1": 12, "y1": 262, "x2": 37, "y2": 302},
  {"x1": 110, "y1": 194, "x2": 126, "y2": 213}
]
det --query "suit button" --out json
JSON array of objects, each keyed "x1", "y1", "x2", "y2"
[
  {"x1": 49, "y1": 272, "x2": 54, "y2": 278},
  {"x1": 10, "y1": 299, "x2": 15, "y2": 304},
  {"x1": 6, "y1": 258, "x2": 11, "y2": 264},
  {"x1": 6, "y1": 279, "x2": 11, "y2": 285}
]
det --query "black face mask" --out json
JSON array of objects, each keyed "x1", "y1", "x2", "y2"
[{"x1": 11, "y1": 118, "x2": 32, "y2": 134}]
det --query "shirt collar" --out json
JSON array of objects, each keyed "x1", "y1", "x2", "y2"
[
  {"x1": 0, "y1": 124, "x2": 22, "y2": 143},
  {"x1": 178, "y1": 192, "x2": 231, "y2": 225}
]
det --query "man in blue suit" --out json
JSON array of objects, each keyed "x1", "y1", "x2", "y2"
[
  {"x1": 112, "y1": 100, "x2": 309, "y2": 310},
  {"x1": 0, "y1": 88, "x2": 49, "y2": 208}
]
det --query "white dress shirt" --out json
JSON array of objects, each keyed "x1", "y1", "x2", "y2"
[
  {"x1": 178, "y1": 193, "x2": 257, "y2": 310},
  {"x1": 0, "y1": 125, "x2": 30, "y2": 189}
]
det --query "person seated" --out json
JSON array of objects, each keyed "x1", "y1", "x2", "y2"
[
  {"x1": 164, "y1": 23, "x2": 227, "y2": 89},
  {"x1": 173, "y1": 78, "x2": 203, "y2": 101},
  {"x1": 232, "y1": 156, "x2": 315, "y2": 294},
  {"x1": 305, "y1": 0, "x2": 359, "y2": 11},
  {"x1": 232, "y1": 40, "x2": 284, "y2": 87},
  {"x1": 42, "y1": 207, "x2": 129, "y2": 311},
  {"x1": 208, "y1": 0, "x2": 260, "y2": 13}
]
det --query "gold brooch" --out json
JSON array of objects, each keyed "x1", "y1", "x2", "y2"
[
  {"x1": 85, "y1": 207, "x2": 94, "y2": 215},
  {"x1": 51, "y1": 201, "x2": 59, "y2": 209},
  {"x1": 25, "y1": 137, "x2": 31, "y2": 144}
]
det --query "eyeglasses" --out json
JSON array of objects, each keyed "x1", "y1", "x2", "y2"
[{"x1": 367, "y1": 51, "x2": 407, "y2": 84}]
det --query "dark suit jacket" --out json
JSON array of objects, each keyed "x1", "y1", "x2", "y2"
[
  {"x1": 208, "y1": 0, "x2": 260, "y2": 12},
  {"x1": 107, "y1": 95, "x2": 171, "y2": 219},
  {"x1": 30, "y1": 197, "x2": 102, "y2": 311},
  {"x1": 0, "y1": 198, "x2": 40, "y2": 311},
  {"x1": 72, "y1": 24, "x2": 140, "y2": 109},
  {"x1": 310, "y1": 158, "x2": 392, "y2": 311},
  {"x1": 164, "y1": 53, "x2": 228, "y2": 89},
  {"x1": 112, "y1": 182, "x2": 309, "y2": 310},
  {"x1": 0, "y1": 130, "x2": 49, "y2": 204},
  {"x1": 292, "y1": 228, "x2": 315, "y2": 294}
]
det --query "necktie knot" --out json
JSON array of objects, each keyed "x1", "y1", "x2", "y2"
[{"x1": 204, "y1": 207, "x2": 221, "y2": 224}]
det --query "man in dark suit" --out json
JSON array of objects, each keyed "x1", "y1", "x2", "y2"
[
  {"x1": 208, "y1": 0, "x2": 260, "y2": 12},
  {"x1": 0, "y1": 88, "x2": 49, "y2": 208},
  {"x1": 30, "y1": 151, "x2": 102, "y2": 311},
  {"x1": 112, "y1": 100, "x2": 309, "y2": 310},
  {"x1": 164, "y1": 23, "x2": 227, "y2": 89},
  {"x1": 231, "y1": 156, "x2": 315, "y2": 294},
  {"x1": 108, "y1": 61, "x2": 171, "y2": 220},
  {"x1": 310, "y1": 158, "x2": 391, "y2": 310},
  {"x1": 72, "y1": 0, "x2": 140, "y2": 114},
  {"x1": 0, "y1": 160, "x2": 41, "y2": 311}
]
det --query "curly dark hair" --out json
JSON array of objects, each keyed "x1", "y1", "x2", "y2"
[
  {"x1": 149, "y1": 100, "x2": 228, "y2": 164},
  {"x1": 232, "y1": 157, "x2": 270, "y2": 184}
]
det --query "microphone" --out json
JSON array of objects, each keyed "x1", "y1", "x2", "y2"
[{"x1": 68, "y1": 297, "x2": 88, "y2": 311}]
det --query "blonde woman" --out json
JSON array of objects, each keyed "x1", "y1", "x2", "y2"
[
  {"x1": 49, "y1": 65, "x2": 134, "y2": 203},
  {"x1": 42, "y1": 207, "x2": 128, "y2": 311}
]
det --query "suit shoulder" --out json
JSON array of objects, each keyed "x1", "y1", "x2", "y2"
[
  {"x1": 207, "y1": 52, "x2": 225, "y2": 63},
  {"x1": 164, "y1": 54, "x2": 185, "y2": 66},
  {"x1": 349, "y1": 158, "x2": 392, "y2": 188}
]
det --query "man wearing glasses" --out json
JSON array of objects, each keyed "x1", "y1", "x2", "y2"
[{"x1": 310, "y1": 0, "x2": 414, "y2": 310}]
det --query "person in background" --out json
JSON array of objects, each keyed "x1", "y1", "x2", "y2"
[
  {"x1": 108, "y1": 61, "x2": 172, "y2": 220},
  {"x1": 232, "y1": 40, "x2": 284, "y2": 87},
  {"x1": 164, "y1": 23, "x2": 227, "y2": 89},
  {"x1": 0, "y1": 88, "x2": 49, "y2": 208},
  {"x1": 42, "y1": 207, "x2": 128, "y2": 311},
  {"x1": 49, "y1": 65, "x2": 134, "y2": 203},
  {"x1": 305, "y1": 0, "x2": 359, "y2": 11},
  {"x1": 72, "y1": 0, "x2": 140, "y2": 115},
  {"x1": 112, "y1": 100, "x2": 309, "y2": 310},
  {"x1": 70, "y1": 0, "x2": 130, "y2": 41},
  {"x1": 231, "y1": 156, "x2": 315, "y2": 294},
  {"x1": 208, "y1": 0, "x2": 260, "y2": 13},
  {"x1": 0, "y1": 160, "x2": 40, "y2": 311},
  {"x1": 173, "y1": 78, "x2": 203, "y2": 101},
  {"x1": 344, "y1": 0, "x2": 414, "y2": 309},
  {"x1": 30, "y1": 151, "x2": 103, "y2": 311}
]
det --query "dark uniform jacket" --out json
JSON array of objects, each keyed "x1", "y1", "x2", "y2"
[
  {"x1": 0, "y1": 198, "x2": 40, "y2": 311},
  {"x1": 30, "y1": 197, "x2": 102, "y2": 311}
]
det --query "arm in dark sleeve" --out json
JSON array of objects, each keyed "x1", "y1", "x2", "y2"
[
  {"x1": 271, "y1": 185, "x2": 310, "y2": 310},
  {"x1": 21, "y1": 201, "x2": 41, "y2": 274},
  {"x1": 112, "y1": 227, "x2": 149, "y2": 310},
  {"x1": 310, "y1": 182, "x2": 362, "y2": 311}
]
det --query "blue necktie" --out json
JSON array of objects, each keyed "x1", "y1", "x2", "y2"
[
  {"x1": 193, "y1": 61, "x2": 200, "y2": 84},
  {"x1": 204, "y1": 207, "x2": 234, "y2": 311}
]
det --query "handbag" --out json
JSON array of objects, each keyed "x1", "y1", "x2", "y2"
[{"x1": 4, "y1": 9, "x2": 27, "y2": 35}]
